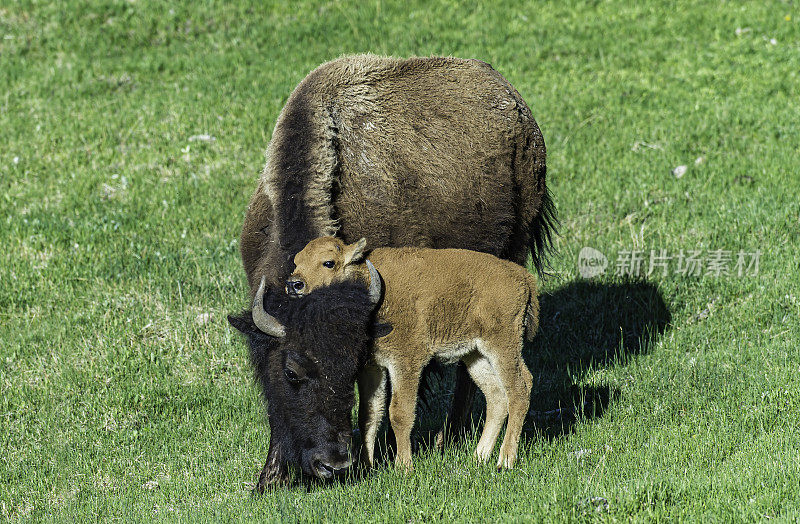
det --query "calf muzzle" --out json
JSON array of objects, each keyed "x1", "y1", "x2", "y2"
[{"x1": 286, "y1": 279, "x2": 306, "y2": 297}]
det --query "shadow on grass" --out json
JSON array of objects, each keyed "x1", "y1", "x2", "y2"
[
  {"x1": 522, "y1": 278, "x2": 671, "y2": 438},
  {"x1": 408, "y1": 278, "x2": 672, "y2": 449},
  {"x1": 249, "y1": 279, "x2": 671, "y2": 488}
]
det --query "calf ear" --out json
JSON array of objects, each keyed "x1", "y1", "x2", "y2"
[
  {"x1": 227, "y1": 312, "x2": 259, "y2": 336},
  {"x1": 372, "y1": 322, "x2": 393, "y2": 338},
  {"x1": 344, "y1": 238, "x2": 367, "y2": 265}
]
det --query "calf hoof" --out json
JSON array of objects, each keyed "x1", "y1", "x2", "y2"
[
  {"x1": 394, "y1": 456, "x2": 414, "y2": 473},
  {"x1": 474, "y1": 443, "x2": 494, "y2": 464},
  {"x1": 496, "y1": 448, "x2": 517, "y2": 470},
  {"x1": 434, "y1": 422, "x2": 467, "y2": 453},
  {"x1": 434, "y1": 430, "x2": 445, "y2": 452}
]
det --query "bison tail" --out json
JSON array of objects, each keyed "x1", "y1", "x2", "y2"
[{"x1": 528, "y1": 186, "x2": 558, "y2": 278}]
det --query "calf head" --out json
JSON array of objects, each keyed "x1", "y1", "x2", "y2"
[
  {"x1": 228, "y1": 275, "x2": 380, "y2": 482},
  {"x1": 287, "y1": 237, "x2": 368, "y2": 297}
]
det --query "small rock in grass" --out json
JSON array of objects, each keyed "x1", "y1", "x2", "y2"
[
  {"x1": 194, "y1": 312, "x2": 214, "y2": 326},
  {"x1": 694, "y1": 156, "x2": 705, "y2": 165},
  {"x1": 573, "y1": 448, "x2": 592, "y2": 459},
  {"x1": 13, "y1": 156, "x2": 19, "y2": 164},
  {"x1": 142, "y1": 480, "x2": 159, "y2": 490},
  {"x1": 188, "y1": 134, "x2": 216, "y2": 143},
  {"x1": 672, "y1": 165, "x2": 688, "y2": 178},
  {"x1": 101, "y1": 183, "x2": 117, "y2": 199}
]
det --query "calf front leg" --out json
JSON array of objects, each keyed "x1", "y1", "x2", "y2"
[
  {"x1": 386, "y1": 362, "x2": 423, "y2": 470},
  {"x1": 357, "y1": 363, "x2": 388, "y2": 468}
]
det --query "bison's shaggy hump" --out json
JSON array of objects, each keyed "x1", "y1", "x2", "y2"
[{"x1": 240, "y1": 54, "x2": 556, "y2": 294}]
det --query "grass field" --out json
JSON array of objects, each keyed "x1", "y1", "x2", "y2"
[{"x1": 2, "y1": 0, "x2": 799, "y2": 520}]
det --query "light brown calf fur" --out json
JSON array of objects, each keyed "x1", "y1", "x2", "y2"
[{"x1": 290, "y1": 237, "x2": 539, "y2": 469}]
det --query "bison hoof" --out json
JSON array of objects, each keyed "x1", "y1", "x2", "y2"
[
  {"x1": 254, "y1": 466, "x2": 290, "y2": 494},
  {"x1": 433, "y1": 430, "x2": 445, "y2": 452}
]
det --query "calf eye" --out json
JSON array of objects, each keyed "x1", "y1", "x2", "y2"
[
  {"x1": 322, "y1": 260, "x2": 335, "y2": 268},
  {"x1": 284, "y1": 368, "x2": 301, "y2": 383}
]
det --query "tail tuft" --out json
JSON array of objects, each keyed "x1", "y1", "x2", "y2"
[{"x1": 529, "y1": 186, "x2": 559, "y2": 277}]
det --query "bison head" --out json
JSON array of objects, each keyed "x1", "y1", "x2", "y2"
[{"x1": 228, "y1": 274, "x2": 380, "y2": 482}]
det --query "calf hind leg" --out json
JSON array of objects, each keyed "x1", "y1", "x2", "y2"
[
  {"x1": 492, "y1": 351, "x2": 533, "y2": 469},
  {"x1": 462, "y1": 352, "x2": 509, "y2": 463}
]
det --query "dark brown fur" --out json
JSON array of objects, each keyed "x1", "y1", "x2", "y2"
[
  {"x1": 236, "y1": 54, "x2": 555, "y2": 488},
  {"x1": 240, "y1": 54, "x2": 554, "y2": 292}
]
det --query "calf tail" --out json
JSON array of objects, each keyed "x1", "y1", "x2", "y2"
[{"x1": 524, "y1": 272, "x2": 540, "y2": 342}]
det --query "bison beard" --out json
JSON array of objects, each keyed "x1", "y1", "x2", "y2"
[{"x1": 228, "y1": 281, "x2": 377, "y2": 489}]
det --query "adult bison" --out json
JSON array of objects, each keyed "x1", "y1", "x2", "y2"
[{"x1": 234, "y1": 55, "x2": 555, "y2": 490}]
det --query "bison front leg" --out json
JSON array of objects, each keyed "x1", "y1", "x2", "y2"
[
  {"x1": 386, "y1": 362, "x2": 423, "y2": 471},
  {"x1": 254, "y1": 439, "x2": 290, "y2": 493},
  {"x1": 435, "y1": 361, "x2": 477, "y2": 450},
  {"x1": 357, "y1": 363, "x2": 388, "y2": 468}
]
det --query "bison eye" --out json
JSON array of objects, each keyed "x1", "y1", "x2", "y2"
[
  {"x1": 322, "y1": 260, "x2": 335, "y2": 269},
  {"x1": 284, "y1": 368, "x2": 301, "y2": 383}
]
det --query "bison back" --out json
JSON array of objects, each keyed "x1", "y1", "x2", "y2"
[{"x1": 240, "y1": 55, "x2": 553, "y2": 294}]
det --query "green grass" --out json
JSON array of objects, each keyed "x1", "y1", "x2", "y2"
[{"x1": 2, "y1": 0, "x2": 799, "y2": 520}]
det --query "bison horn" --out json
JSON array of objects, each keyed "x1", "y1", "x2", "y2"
[
  {"x1": 365, "y1": 259, "x2": 382, "y2": 304},
  {"x1": 252, "y1": 276, "x2": 286, "y2": 338}
]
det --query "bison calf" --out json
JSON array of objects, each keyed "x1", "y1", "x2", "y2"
[{"x1": 289, "y1": 237, "x2": 539, "y2": 469}]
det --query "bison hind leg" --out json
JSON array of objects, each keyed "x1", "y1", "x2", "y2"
[{"x1": 433, "y1": 362, "x2": 477, "y2": 451}]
